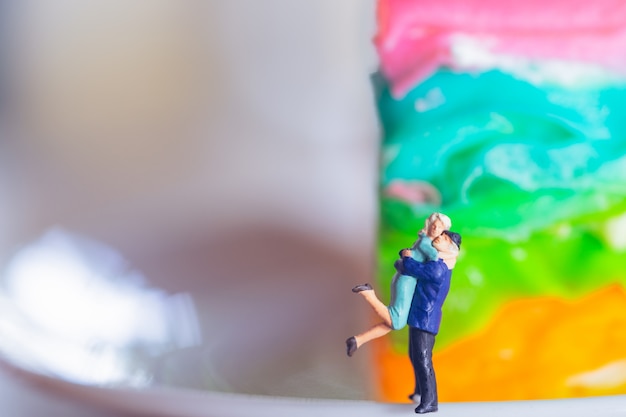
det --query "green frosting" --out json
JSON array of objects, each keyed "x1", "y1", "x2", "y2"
[{"x1": 377, "y1": 69, "x2": 626, "y2": 349}]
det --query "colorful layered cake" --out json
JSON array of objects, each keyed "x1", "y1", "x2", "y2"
[{"x1": 374, "y1": 0, "x2": 626, "y2": 402}]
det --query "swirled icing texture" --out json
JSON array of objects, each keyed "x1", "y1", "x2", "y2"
[
  {"x1": 375, "y1": 0, "x2": 626, "y2": 400},
  {"x1": 378, "y1": 68, "x2": 626, "y2": 350}
]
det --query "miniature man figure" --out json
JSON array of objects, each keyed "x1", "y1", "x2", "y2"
[{"x1": 397, "y1": 230, "x2": 462, "y2": 414}]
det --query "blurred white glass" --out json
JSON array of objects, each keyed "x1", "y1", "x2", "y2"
[{"x1": 0, "y1": 229, "x2": 200, "y2": 386}]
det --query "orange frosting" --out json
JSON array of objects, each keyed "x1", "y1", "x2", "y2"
[{"x1": 374, "y1": 284, "x2": 626, "y2": 402}]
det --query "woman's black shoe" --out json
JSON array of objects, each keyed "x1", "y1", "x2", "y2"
[
  {"x1": 351, "y1": 283, "x2": 373, "y2": 293},
  {"x1": 346, "y1": 337, "x2": 358, "y2": 357}
]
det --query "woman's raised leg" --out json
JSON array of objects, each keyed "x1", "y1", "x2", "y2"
[{"x1": 355, "y1": 287, "x2": 392, "y2": 327}]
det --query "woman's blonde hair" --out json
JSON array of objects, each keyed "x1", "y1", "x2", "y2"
[{"x1": 420, "y1": 212, "x2": 452, "y2": 234}]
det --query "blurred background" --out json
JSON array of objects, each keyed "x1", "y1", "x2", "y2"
[
  {"x1": 0, "y1": 1, "x2": 381, "y2": 415},
  {"x1": 6, "y1": 1, "x2": 626, "y2": 414}
]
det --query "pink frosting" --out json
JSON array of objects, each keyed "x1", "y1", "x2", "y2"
[
  {"x1": 384, "y1": 180, "x2": 441, "y2": 205},
  {"x1": 376, "y1": 0, "x2": 626, "y2": 97}
]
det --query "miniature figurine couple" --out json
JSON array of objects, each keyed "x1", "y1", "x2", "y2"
[{"x1": 347, "y1": 212, "x2": 461, "y2": 414}]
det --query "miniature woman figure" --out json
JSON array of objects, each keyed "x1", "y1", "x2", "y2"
[{"x1": 346, "y1": 212, "x2": 452, "y2": 357}]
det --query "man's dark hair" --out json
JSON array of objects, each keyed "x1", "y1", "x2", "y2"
[{"x1": 443, "y1": 230, "x2": 462, "y2": 249}]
